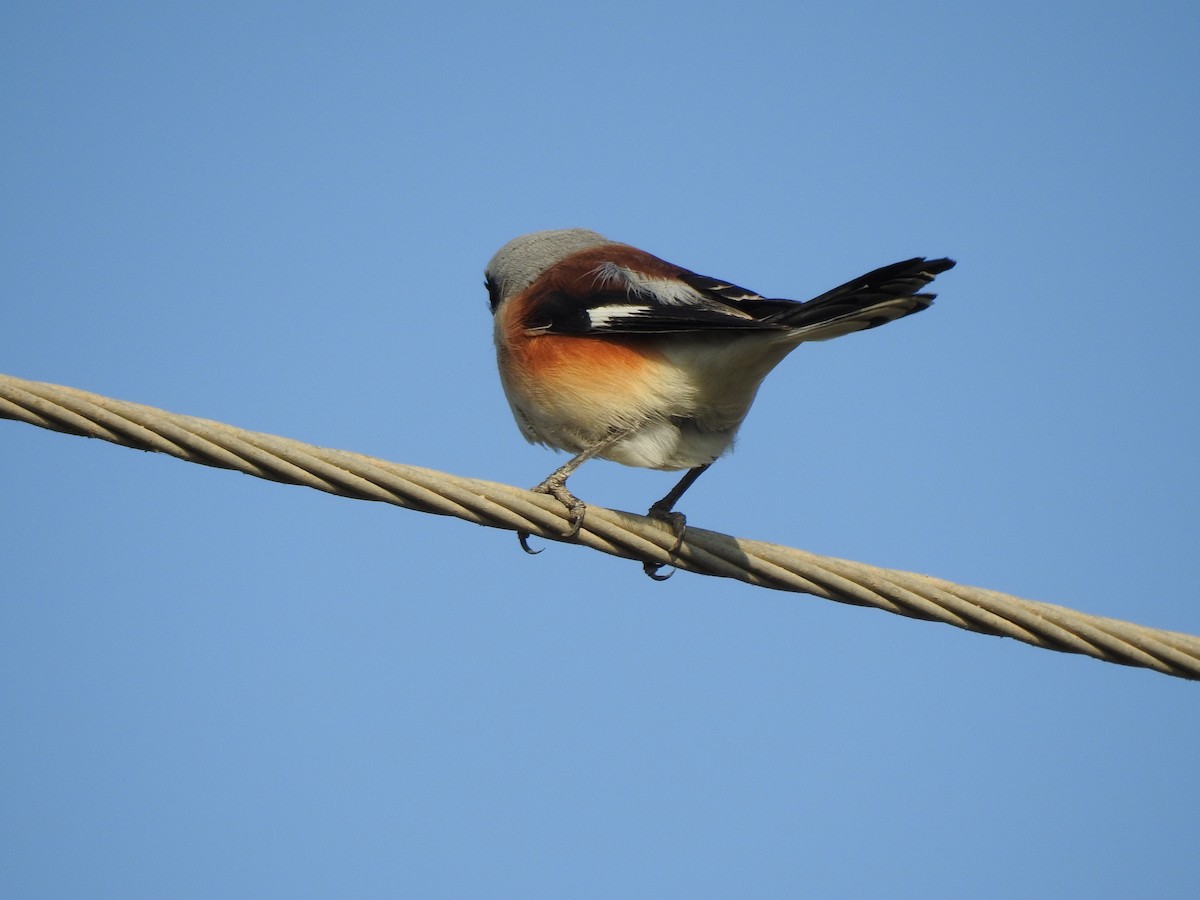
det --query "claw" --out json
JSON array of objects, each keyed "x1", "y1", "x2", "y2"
[
  {"x1": 643, "y1": 561, "x2": 675, "y2": 580},
  {"x1": 517, "y1": 531, "x2": 542, "y2": 555}
]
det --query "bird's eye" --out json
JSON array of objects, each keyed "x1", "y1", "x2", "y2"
[{"x1": 485, "y1": 275, "x2": 502, "y2": 312}]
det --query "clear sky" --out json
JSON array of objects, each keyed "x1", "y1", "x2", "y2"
[{"x1": 3, "y1": 2, "x2": 1198, "y2": 897}]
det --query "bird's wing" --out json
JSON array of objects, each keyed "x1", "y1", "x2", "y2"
[
  {"x1": 521, "y1": 254, "x2": 955, "y2": 338},
  {"x1": 524, "y1": 263, "x2": 791, "y2": 336}
]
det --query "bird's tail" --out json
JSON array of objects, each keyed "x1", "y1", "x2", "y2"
[{"x1": 773, "y1": 257, "x2": 956, "y2": 341}]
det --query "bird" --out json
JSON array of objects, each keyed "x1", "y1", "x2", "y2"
[{"x1": 486, "y1": 228, "x2": 954, "y2": 573}]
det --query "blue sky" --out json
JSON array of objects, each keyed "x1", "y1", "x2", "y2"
[{"x1": 3, "y1": 2, "x2": 1198, "y2": 896}]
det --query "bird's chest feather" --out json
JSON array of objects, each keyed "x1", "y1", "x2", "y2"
[{"x1": 497, "y1": 325, "x2": 692, "y2": 436}]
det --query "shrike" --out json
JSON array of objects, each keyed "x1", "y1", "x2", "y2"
[{"x1": 486, "y1": 228, "x2": 953, "y2": 568}]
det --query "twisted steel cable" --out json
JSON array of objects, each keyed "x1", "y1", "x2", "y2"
[{"x1": 3, "y1": 372, "x2": 1198, "y2": 681}]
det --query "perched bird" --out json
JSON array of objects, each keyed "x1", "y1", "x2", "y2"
[{"x1": 486, "y1": 228, "x2": 953, "y2": 567}]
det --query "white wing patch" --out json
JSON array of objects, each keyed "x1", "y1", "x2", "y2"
[{"x1": 587, "y1": 304, "x2": 656, "y2": 327}]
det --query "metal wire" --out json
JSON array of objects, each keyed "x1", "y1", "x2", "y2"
[{"x1": 3, "y1": 372, "x2": 1198, "y2": 681}]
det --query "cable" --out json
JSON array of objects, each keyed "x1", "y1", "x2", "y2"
[{"x1": 3, "y1": 372, "x2": 1198, "y2": 680}]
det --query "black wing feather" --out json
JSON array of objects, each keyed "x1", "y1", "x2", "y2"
[
  {"x1": 529, "y1": 286, "x2": 785, "y2": 335},
  {"x1": 772, "y1": 257, "x2": 956, "y2": 329},
  {"x1": 528, "y1": 257, "x2": 955, "y2": 336}
]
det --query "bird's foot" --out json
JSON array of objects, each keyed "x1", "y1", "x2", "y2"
[
  {"x1": 517, "y1": 476, "x2": 588, "y2": 552},
  {"x1": 643, "y1": 503, "x2": 689, "y2": 580},
  {"x1": 533, "y1": 477, "x2": 588, "y2": 537},
  {"x1": 648, "y1": 505, "x2": 688, "y2": 551}
]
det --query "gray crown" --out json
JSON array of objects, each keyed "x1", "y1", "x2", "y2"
[{"x1": 485, "y1": 228, "x2": 612, "y2": 303}]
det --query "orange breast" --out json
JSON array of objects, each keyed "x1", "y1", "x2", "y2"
[
  {"x1": 493, "y1": 248, "x2": 702, "y2": 442},
  {"x1": 509, "y1": 328, "x2": 664, "y2": 410}
]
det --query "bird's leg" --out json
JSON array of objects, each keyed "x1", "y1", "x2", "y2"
[
  {"x1": 642, "y1": 463, "x2": 712, "y2": 579},
  {"x1": 518, "y1": 428, "x2": 630, "y2": 551},
  {"x1": 648, "y1": 463, "x2": 711, "y2": 534},
  {"x1": 529, "y1": 455, "x2": 591, "y2": 535}
]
